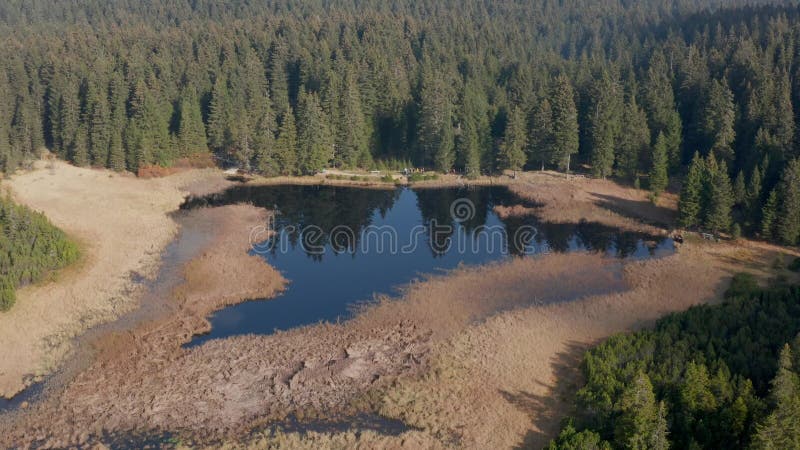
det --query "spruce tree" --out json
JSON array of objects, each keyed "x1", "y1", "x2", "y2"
[
  {"x1": 177, "y1": 89, "x2": 208, "y2": 157},
  {"x1": 528, "y1": 97, "x2": 554, "y2": 170},
  {"x1": 649, "y1": 132, "x2": 669, "y2": 197},
  {"x1": 297, "y1": 91, "x2": 332, "y2": 175},
  {"x1": 703, "y1": 79, "x2": 736, "y2": 164},
  {"x1": 335, "y1": 69, "x2": 370, "y2": 168},
  {"x1": 614, "y1": 372, "x2": 665, "y2": 450},
  {"x1": 776, "y1": 159, "x2": 800, "y2": 245},
  {"x1": 733, "y1": 171, "x2": 746, "y2": 206},
  {"x1": 752, "y1": 344, "x2": 800, "y2": 449},
  {"x1": 705, "y1": 157, "x2": 734, "y2": 233},
  {"x1": 274, "y1": 109, "x2": 298, "y2": 175},
  {"x1": 550, "y1": 75, "x2": 579, "y2": 172},
  {"x1": 617, "y1": 94, "x2": 650, "y2": 181},
  {"x1": 679, "y1": 152, "x2": 705, "y2": 228},
  {"x1": 417, "y1": 67, "x2": 455, "y2": 172},
  {"x1": 497, "y1": 106, "x2": 527, "y2": 171},
  {"x1": 87, "y1": 84, "x2": 111, "y2": 166},
  {"x1": 588, "y1": 72, "x2": 622, "y2": 178},
  {"x1": 762, "y1": 189, "x2": 779, "y2": 240},
  {"x1": 207, "y1": 76, "x2": 231, "y2": 152}
]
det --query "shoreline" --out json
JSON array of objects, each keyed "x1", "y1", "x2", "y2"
[{"x1": 2, "y1": 161, "x2": 798, "y2": 448}]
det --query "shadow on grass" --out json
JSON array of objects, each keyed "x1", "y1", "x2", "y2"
[
  {"x1": 591, "y1": 193, "x2": 675, "y2": 228},
  {"x1": 500, "y1": 340, "x2": 589, "y2": 450}
]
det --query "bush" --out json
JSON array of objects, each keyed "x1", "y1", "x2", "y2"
[
  {"x1": 408, "y1": 172, "x2": 439, "y2": 183},
  {"x1": 731, "y1": 222, "x2": 742, "y2": 240},
  {"x1": 725, "y1": 272, "x2": 759, "y2": 299},
  {"x1": 789, "y1": 257, "x2": 800, "y2": 272},
  {"x1": 0, "y1": 279, "x2": 15, "y2": 311},
  {"x1": 0, "y1": 196, "x2": 80, "y2": 312}
]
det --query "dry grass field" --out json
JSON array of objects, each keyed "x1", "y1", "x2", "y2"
[{"x1": 1, "y1": 161, "x2": 796, "y2": 449}]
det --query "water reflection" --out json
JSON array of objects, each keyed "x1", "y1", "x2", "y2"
[{"x1": 182, "y1": 184, "x2": 672, "y2": 343}]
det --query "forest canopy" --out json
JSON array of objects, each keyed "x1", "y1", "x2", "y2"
[
  {"x1": 2, "y1": 0, "x2": 800, "y2": 241},
  {"x1": 549, "y1": 274, "x2": 800, "y2": 449}
]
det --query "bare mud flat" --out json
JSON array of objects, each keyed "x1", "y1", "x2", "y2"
[{"x1": 1, "y1": 163, "x2": 794, "y2": 449}]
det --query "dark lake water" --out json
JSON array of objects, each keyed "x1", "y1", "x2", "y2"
[{"x1": 184, "y1": 185, "x2": 673, "y2": 346}]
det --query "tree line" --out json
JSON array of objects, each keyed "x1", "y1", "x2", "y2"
[
  {"x1": 0, "y1": 196, "x2": 80, "y2": 310},
  {"x1": 549, "y1": 273, "x2": 800, "y2": 449},
  {"x1": 2, "y1": 1, "x2": 800, "y2": 242}
]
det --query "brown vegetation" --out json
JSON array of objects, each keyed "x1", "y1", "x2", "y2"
[{"x1": 1, "y1": 165, "x2": 794, "y2": 449}]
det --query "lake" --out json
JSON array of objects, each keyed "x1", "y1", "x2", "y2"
[{"x1": 184, "y1": 184, "x2": 673, "y2": 346}]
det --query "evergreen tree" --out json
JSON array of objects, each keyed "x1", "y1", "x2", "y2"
[
  {"x1": 274, "y1": 109, "x2": 298, "y2": 175},
  {"x1": 614, "y1": 372, "x2": 666, "y2": 450},
  {"x1": 497, "y1": 106, "x2": 527, "y2": 171},
  {"x1": 588, "y1": 72, "x2": 622, "y2": 178},
  {"x1": 617, "y1": 95, "x2": 650, "y2": 181},
  {"x1": 703, "y1": 79, "x2": 736, "y2": 164},
  {"x1": 177, "y1": 88, "x2": 208, "y2": 157},
  {"x1": 528, "y1": 97, "x2": 554, "y2": 170},
  {"x1": 296, "y1": 91, "x2": 332, "y2": 175},
  {"x1": 417, "y1": 68, "x2": 455, "y2": 172},
  {"x1": 679, "y1": 152, "x2": 705, "y2": 228},
  {"x1": 776, "y1": 159, "x2": 800, "y2": 245},
  {"x1": 752, "y1": 344, "x2": 800, "y2": 450},
  {"x1": 649, "y1": 132, "x2": 669, "y2": 197},
  {"x1": 705, "y1": 157, "x2": 734, "y2": 233},
  {"x1": 733, "y1": 171, "x2": 746, "y2": 206},
  {"x1": 87, "y1": 83, "x2": 111, "y2": 166},
  {"x1": 762, "y1": 189, "x2": 779, "y2": 240},
  {"x1": 550, "y1": 75, "x2": 579, "y2": 172},
  {"x1": 334, "y1": 69, "x2": 370, "y2": 168},
  {"x1": 269, "y1": 40, "x2": 291, "y2": 119},
  {"x1": 207, "y1": 76, "x2": 231, "y2": 153},
  {"x1": 70, "y1": 123, "x2": 89, "y2": 166}
]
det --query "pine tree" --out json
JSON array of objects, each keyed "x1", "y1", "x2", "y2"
[
  {"x1": 177, "y1": 88, "x2": 208, "y2": 157},
  {"x1": 733, "y1": 171, "x2": 746, "y2": 206},
  {"x1": 649, "y1": 132, "x2": 669, "y2": 197},
  {"x1": 87, "y1": 83, "x2": 111, "y2": 166},
  {"x1": 417, "y1": 68, "x2": 455, "y2": 172},
  {"x1": 334, "y1": 69, "x2": 370, "y2": 168},
  {"x1": 207, "y1": 76, "x2": 231, "y2": 153},
  {"x1": 752, "y1": 344, "x2": 800, "y2": 449},
  {"x1": 296, "y1": 91, "x2": 332, "y2": 175},
  {"x1": 703, "y1": 79, "x2": 736, "y2": 164},
  {"x1": 679, "y1": 152, "x2": 705, "y2": 228},
  {"x1": 642, "y1": 50, "x2": 682, "y2": 170},
  {"x1": 746, "y1": 165, "x2": 764, "y2": 230},
  {"x1": 762, "y1": 189, "x2": 779, "y2": 240},
  {"x1": 776, "y1": 159, "x2": 800, "y2": 245},
  {"x1": 588, "y1": 71, "x2": 622, "y2": 178},
  {"x1": 497, "y1": 106, "x2": 527, "y2": 171},
  {"x1": 550, "y1": 75, "x2": 579, "y2": 172},
  {"x1": 614, "y1": 372, "x2": 665, "y2": 450},
  {"x1": 617, "y1": 95, "x2": 651, "y2": 181},
  {"x1": 70, "y1": 124, "x2": 89, "y2": 166},
  {"x1": 269, "y1": 40, "x2": 291, "y2": 119},
  {"x1": 108, "y1": 128, "x2": 125, "y2": 171},
  {"x1": 705, "y1": 157, "x2": 734, "y2": 233},
  {"x1": 528, "y1": 97, "x2": 554, "y2": 170},
  {"x1": 274, "y1": 109, "x2": 298, "y2": 175},
  {"x1": 456, "y1": 79, "x2": 489, "y2": 177}
]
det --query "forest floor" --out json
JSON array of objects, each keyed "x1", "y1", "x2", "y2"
[{"x1": 1, "y1": 162, "x2": 797, "y2": 449}]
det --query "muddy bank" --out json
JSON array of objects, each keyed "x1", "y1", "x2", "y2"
[
  {"x1": 0, "y1": 160, "x2": 229, "y2": 398},
  {"x1": 2, "y1": 167, "x2": 789, "y2": 449}
]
